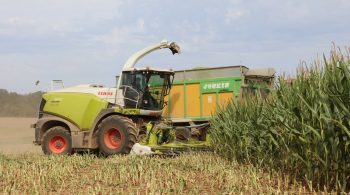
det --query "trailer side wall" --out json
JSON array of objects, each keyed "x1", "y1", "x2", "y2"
[{"x1": 162, "y1": 66, "x2": 248, "y2": 123}]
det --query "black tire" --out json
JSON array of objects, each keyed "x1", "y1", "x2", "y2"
[
  {"x1": 97, "y1": 115, "x2": 138, "y2": 156},
  {"x1": 42, "y1": 126, "x2": 72, "y2": 155}
]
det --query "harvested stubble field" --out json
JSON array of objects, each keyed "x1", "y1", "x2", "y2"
[
  {"x1": 0, "y1": 117, "x2": 40, "y2": 154},
  {"x1": 1, "y1": 153, "x2": 312, "y2": 194},
  {"x1": 0, "y1": 117, "x2": 315, "y2": 194}
]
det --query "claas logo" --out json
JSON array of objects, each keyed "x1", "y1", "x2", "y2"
[{"x1": 98, "y1": 92, "x2": 113, "y2": 96}]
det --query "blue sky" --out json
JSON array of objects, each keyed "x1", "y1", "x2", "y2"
[{"x1": 1, "y1": 0, "x2": 349, "y2": 93}]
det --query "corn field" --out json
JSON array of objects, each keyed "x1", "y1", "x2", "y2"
[{"x1": 211, "y1": 46, "x2": 350, "y2": 191}]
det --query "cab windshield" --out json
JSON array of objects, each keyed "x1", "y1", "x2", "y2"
[{"x1": 120, "y1": 70, "x2": 173, "y2": 110}]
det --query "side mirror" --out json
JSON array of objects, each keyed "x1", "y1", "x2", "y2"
[{"x1": 164, "y1": 75, "x2": 174, "y2": 96}]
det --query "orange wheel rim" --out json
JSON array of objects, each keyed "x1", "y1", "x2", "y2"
[
  {"x1": 104, "y1": 128, "x2": 123, "y2": 149},
  {"x1": 49, "y1": 135, "x2": 66, "y2": 154}
]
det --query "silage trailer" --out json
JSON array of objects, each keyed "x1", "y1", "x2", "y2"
[{"x1": 160, "y1": 66, "x2": 276, "y2": 126}]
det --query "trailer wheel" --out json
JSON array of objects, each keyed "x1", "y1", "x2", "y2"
[
  {"x1": 42, "y1": 126, "x2": 72, "y2": 155},
  {"x1": 97, "y1": 115, "x2": 137, "y2": 156}
]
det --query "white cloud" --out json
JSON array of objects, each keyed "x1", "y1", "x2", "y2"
[
  {"x1": 225, "y1": 9, "x2": 247, "y2": 23},
  {"x1": 229, "y1": 0, "x2": 242, "y2": 5},
  {"x1": 137, "y1": 18, "x2": 146, "y2": 32},
  {"x1": 0, "y1": 0, "x2": 124, "y2": 37},
  {"x1": 91, "y1": 19, "x2": 152, "y2": 55}
]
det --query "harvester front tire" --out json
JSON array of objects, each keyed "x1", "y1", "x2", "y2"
[
  {"x1": 97, "y1": 115, "x2": 137, "y2": 156},
  {"x1": 42, "y1": 126, "x2": 72, "y2": 155}
]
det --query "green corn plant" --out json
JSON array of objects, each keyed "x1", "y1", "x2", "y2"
[{"x1": 210, "y1": 46, "x2": 350, "y2": 192}]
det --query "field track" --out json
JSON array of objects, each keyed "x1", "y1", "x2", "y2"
[{"x1": 0, "y1": 117, "x2": 40, "y2": 154}]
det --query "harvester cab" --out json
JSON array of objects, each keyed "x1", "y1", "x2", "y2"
[
  {"x1": 116, "y1": 40, "x2": 178, "y2": 113},
  {"x1": 119, "y1": 69, "x2": 174, "y2": 111}
]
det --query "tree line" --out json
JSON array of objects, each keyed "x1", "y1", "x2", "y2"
[{"x1": 0, "y1": 89, "x2": 43, "y2": 117}]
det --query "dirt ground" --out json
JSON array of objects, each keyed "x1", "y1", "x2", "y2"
[{"x1": 0, "y1": 117, "x2": 41, "y2": 154}]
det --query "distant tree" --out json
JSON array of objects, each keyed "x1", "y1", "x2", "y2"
[
  {"x1": 0, "y1": 89, "x2": 43, "y2": 117},
  {"x1": 192, "y1": 66, "x2": 208, "y2": 69}
]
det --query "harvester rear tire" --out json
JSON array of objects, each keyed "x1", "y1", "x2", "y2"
[
  {"x1": 42, "y1": 126, "x2": 72, "y2": 155},
  {"x1": 97, "y1": 115, "x2": 138, "y2": 156}
]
